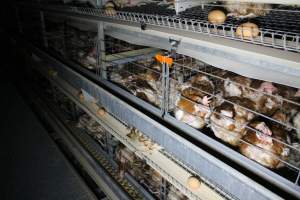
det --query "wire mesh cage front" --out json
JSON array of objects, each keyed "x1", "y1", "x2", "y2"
[
  {"x1": 28, "y1": 66, "x2": 79, "y2": 121},
  {"x1": 105, "y1": 35, "x2": 145, "y2": 55},
  {"x1": 168, "y1": 53, "x2": 300, "y2": 186},
  {"x1": 17, "y1": 1, "x2": 300, "y2": 52},
  {"x1": 112, "y1": 1, "x2": 300, "y2": 52},
  {"x1": 107, "y1": 58, "x2": 164, "y2": 109},
  {"x1": 114, "y1": 143, "x2": 190, "y2": 200},
  {"x1": 176, "y1": 2, "x2": 300, "y2": 51},
  {"x1": 51, "y1": 85, "x2": 79, "y2": 120},
  {"x1": 18, "y1": 8, "x2": 44, "y2": 46},
  {"x1": 65, "y1": 18, "x2": 98, "y2": 71},
  {"x1": 105, "y1": 37, "x2": 164, "y2": 109},
  {"x1": 77, "y1": 112, "x2": 109, "y2": 150},
  {"x1": 115, "y1": 145, "x2": 161, "y2": 199},
  {"x1": 45, "y1": 15, "x2": 66, "y2": 56}
]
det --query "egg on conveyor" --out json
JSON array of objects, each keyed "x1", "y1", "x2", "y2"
[
  {"x1": 187, "y1": 176, "x2": 201, "y2": 191},
  {"x1": 236, "y1": 22, "x2": 259, "y2": 39},
  {"x1": 208, "y1": 10, "x2": 226, "y2": 25},
  {"x1": 97, "y1": 107, "x2": 106, "y2": 116}
]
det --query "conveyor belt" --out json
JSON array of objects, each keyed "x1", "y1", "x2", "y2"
[
  {"x1": 119, "y1": 3, "x2": 300, "y2": 36},
  {"x1": 1, "y1": 83, "x2": 97, "y2": 200},
  {"x1": 179, "y1": 5, "x2": 300, "y2": 35}
]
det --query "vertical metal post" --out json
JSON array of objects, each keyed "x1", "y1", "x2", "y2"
[
  {"x1": 107, "y1": 133, "x2": 116, "y2": 160},
  {"x1": 161, "y1": 61, "x2": 166, "y2": 116},
  {"x1": 104, "y1": 130, "x2": 109, "y2": 152},
  {"x1": 165, "y1": 62, "x2": 170, "y2": 115},
  {"x1": 160, "y1": 52, "x2": 172, "y2": 117},
  {"x1": 40, "y1": 10, "x2": 48, "y2": 48},
  {"x1": 165, "y1": 38, "x2": 180, "y2": 117},
  {"x1": 160, "y1": 178, "x2": 167, "y2": 200},
  {"x1": 97, "y1": 0, "x2": 104, "y2": 7},
  {"x1": 295, "y1": 171, "x2": 300, "y2": 185},
  {"x1": 61, "y1": 18, "x2": 67, "y2": 58},
  {"x1": 98, "y1": 21, "x2": 106, "y2": 79}
]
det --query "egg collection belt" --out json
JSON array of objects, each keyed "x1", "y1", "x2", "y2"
[
  {"x1": 16, "y1": 2, "x2": 300, "y2": 52},
  {"x1": 119, "y1": 3, "x2": 300, "y2": 38},
  {"x1": 180, "y1": 5, "x2": 300, "y2": 36}
]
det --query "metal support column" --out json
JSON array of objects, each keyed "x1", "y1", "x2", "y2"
[
  {"x1": 97, "y1": 0, "x2": 104, "y2": 7},
  {"x1": 107, "y1": 133, "x2": 118, "y2": 161},
  {"x1": 161, "y1": 60, "x2": 167, "y2": 116},
  {"x1": 40, "y1": 10, "x2": 48, "y2": 48},
  {"x1": 160, "y1": 177, "x2": 167, "y2": 200},
  {"x1": 165, "y1": 61, "x2": 170, "y2": 115},
  {"x1": 98, "y1": 21, "x2": 106, "y2": 79}
]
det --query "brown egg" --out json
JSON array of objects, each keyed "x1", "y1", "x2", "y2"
[
  {"x1": 187, "y1": 176, "x2": 201, "y2": 191},
  {"x1": 236, "y1": 22, "x2": 259, "y2": 39},
  {"x1": 97, "y1": 107, "x2": 106, "y2": 116},
  {"x1": 208, "y1": 10, "x2": 226, "y2": 25}
]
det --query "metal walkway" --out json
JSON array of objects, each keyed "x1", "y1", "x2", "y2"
[{"x1": 1, "y1": 83, "x2": 97, "y2": 200}]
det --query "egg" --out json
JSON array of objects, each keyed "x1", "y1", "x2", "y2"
[
  {"x1": 187, "y1": 176, "x2": 201, "y2": 190},
  {"x1": 236, "y1": 22, "x2": 259, "y2": 39},
  {"x1": 97, "y1": 107, "x2": 106, "y2": 116},
  {"x1": 208, "y1": 10, "x2": 226, "y2": 25}
]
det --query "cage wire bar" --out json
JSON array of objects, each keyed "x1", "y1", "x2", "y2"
[
  {"x1": 100, "y1": 44, "x2": 300, "y2": 195},
  {"x1": 32, "y1": 58, "x2": 227, "y2": 200},
  {"x1": 100, "y1": 36, "x2": 165, "y2": 113},
  {"x1": 28, "y1": 64, "x2": 148, "y2": 199},
  {"x1": 14, "y1": 1, "x2": 300, "y2": 52},
  {"x1": 64, "y1": 18, "x2": 99, "y2": 71},
  {"x1": 24, "y1": 34, "x2": 292, "y2": 198},
  {"x1": 29, "y1": 39, "x2": 186, "y2": 199},
  {"x1": 102, "y1": 39, "x2": 176, "y2": 116},
  {"x1": 29, "y1": 3, "x2": 300, "y2": 53},
  {"x1": 43, "y1": 18, "x2": 300, "y2": 192},
  {"x1": 18, "y1": 15, "x2": 300, "y2": 195},
  {"x1": 71, "y1": 109, "x2": 161, "y2": 199},
  {"x1": 44, "y1": 14, "x2": 67, "y2": 56},
  {"x1": 167, "y1": 54, "x2": 300, "y2": 183},
  {"x1": 15, "y1": 2, "x2": 300, "y2": 89},
  {"x1": 13, "y1": 1, "x2": 300, "y2": 198}
]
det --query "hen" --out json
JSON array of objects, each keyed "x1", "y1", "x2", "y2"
[
  {"x1": 223, "y1": 74, "x2": 280, "y2": 116},
  {"x1": 240, "y1": 117, "x2": 290, "y2": 169},
  {"x1": 104, "y1": 0, "x2": 174, "y2": 15},
  {"x1": 175, "y1": 74, "x2": 214, "y2": 129},
  {"x1": 210, "y1": 96, "x2": 256, "y2": 146},
  {"x1": 222, "y1": 72, "x2": 252, "y2": 97},
  {"x1": 224, "y1": 1, "x2": 271, "y2": 18},
  {"x1": 282, "y1": 88, "x2": 300, "y2": 140}
]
